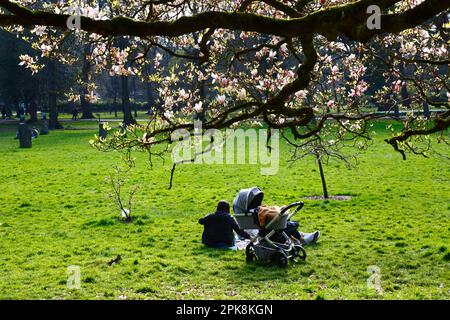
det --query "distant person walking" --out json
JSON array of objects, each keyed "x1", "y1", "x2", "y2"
[
  {"x1": 18, "y1": 103, "x2": 25, "y2": 118},
  {"x1": 71, "y1": 106, "x2": 79, "y2": 121}
]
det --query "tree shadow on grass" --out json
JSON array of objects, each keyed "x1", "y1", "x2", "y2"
[
  {"x1": 304, "y1": 242, "x2": 322, "y2": 251},
  {"x1": 192, "y1": 245, "x2": 238, "y2": 258},
  {"x1": 191, "y1": 245, "x2": 297, "y2": 283},
  {"x1": 191, "y1": 239, "x2": 324, "y2": 283}
]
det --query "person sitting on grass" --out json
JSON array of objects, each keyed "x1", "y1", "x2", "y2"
[
  {"x1": 199, "y1": 200, "x2": 251, "y2": 249},
  {"x1": 285, "y1": 221, "x2": 320, "y2": 245},
  {"x1": 31, "y1": 127, "x2": 39, "y2": 139}
]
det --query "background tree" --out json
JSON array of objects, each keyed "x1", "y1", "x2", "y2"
[
  {"x1": 0, "y1": 0, "x2": 447, "y2": 164},
  {"x1": 0, "y1": 30, "x2": 42, "y2": 120},
  {"x1": 79, "y1": 42, "x2": 95, "y2": 119}
]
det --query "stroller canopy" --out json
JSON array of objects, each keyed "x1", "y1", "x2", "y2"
[{"x1": 233, "y1": 187, "x2": 264, "y2": 215}]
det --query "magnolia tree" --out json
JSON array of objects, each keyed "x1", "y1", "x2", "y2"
[{"x1": 1, "y1": 0, "x2": 449, "y2": 177}]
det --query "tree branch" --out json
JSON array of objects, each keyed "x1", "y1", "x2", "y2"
[{"x1": 0, "y1": 0, "x2": 448, "y2": 43}]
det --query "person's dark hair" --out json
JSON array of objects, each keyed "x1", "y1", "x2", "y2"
[{"x1": 216, "y1": 200, "x2": 230, "y2": 213}]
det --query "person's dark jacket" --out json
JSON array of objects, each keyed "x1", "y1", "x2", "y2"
[{"x1": 199, "y1": 211, "x2": 251, "y2": 247}]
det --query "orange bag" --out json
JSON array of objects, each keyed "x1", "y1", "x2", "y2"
[{"x1": 258, "y1": 205, "x2": 282, "y2": 227}]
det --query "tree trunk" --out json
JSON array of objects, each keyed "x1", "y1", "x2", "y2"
[
  {"x1": 423, "y1": 101, "x2": 430, "y2": 119},
  {"x1": 40, "y1": 118, "x2": 49, "y2": 135},
  {"x1": 24, "y1": 95, "x2": 29, "y2": 117},
  {"x1": 15, "y1": 101, "x2": 20, "y2": 118},
  {"x1": 29, "y1": 97, "x2": 38, "y2": 123},
  {"x1": 400, "y1": 84, "x2": 410, "y2": 108},
  {"x1": 132, "y1": 77, "x2": 138, "y2": 117},
  {"x1": 111, "y1": 76, "x2": 119, "y2": 118},
  {"x1": 80, "y1": 44, "x2": 95, "y2": 119},
  {"x1": 18, "y1": 123, "x2": 32, "y2": 148},
  {"x1": 80, "y1": 96, "x2": 94, "y2": 119},
  {"x1": 147, "y1": 81, "x2": 155, "y2": 107},
  {"x1": 48, "y1": 61, "x2": 62, "y2": 129},
  {"x1": 393, "y1": 104, "x2": 400, "y2": 118},
  {"x1": 121, "y1": 75, "x2": 135, "y2": 126},
  {"x1": 113, "y1": 94, "x2": 118, "y2": 118},
  {"x1": 316, "y1": 154, "x2": 329, "y2": 199}
]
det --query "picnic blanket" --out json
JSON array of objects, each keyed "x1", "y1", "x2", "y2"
[{"x1": 234, "y1": 229, "x2": 258, "y2": 250}]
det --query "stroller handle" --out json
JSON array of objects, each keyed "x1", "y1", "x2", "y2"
[
  {"x1": 259, "y1": 201, "x2": 304, "y2": 234},
  {"x1": 280, "y1": 201, "x2": 304, "y2": 215},
  {"x1": 249, "y1": 201, "x2": 304, "y2": 242}
]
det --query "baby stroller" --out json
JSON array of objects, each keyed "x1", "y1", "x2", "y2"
[{"x1": 233, "y1": 187, "x2": 307, "y2": 267}]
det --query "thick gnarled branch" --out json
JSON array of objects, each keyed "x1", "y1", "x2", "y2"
[{"x1": 0, "y1": 0, "x2": 448, "y2": 43}]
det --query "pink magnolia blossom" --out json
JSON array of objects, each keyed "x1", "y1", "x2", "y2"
[
  {"x1": 434, "y1": 45, "x2": 448, "y2": 58},
  {"x1": 350, "y1": 65, "x2": 367, "y2": 80},
  {"x1": 285, "y1": 70, "x2": 295, "y2": 79},
  {"x1": 197, "y1": 71, "x2": 206, "y2": 81},
  {"x1": 164, "y1": 97, "x2": 175, "y2": 109},
  {"x1": 237, "y1": 88, "x2": 247, "y2": 100},
  {"x1": 257, "y1": 79, "x2": 271, "y2": 91},
  {"x1": 323, "y1": 55, "x2": 332, "y2": 65},
  {"x1": 331, "y1": 65, "x2": 339, "y2": 76},
  {"x1": 164, "y1": 111, "x2": 174, "y2": 120},
  {"x1": 178, "y1": 89, "x2": 189, "y2": 100},
  {"x1": 347, "y1": 54, "x2": 356, "y2": 61},
  {"x1": 154, "y1": 53, "x2": 163, "y2": 68},
  {"x1": 31, "y1": 26, "x2": 46, "y2": 36},
  {"x1": 220, "y1": 77, "x2": 229, "y2": 88},
  {"x1": 280, "y1": 43, "x2": 289, "y2": 57},
  {"x1": 84, "y1": 6, "x2": 100, "y2": 19},
  {"x1": 18, "y1": 55, "x2": 41, "y2": 74},
  {"x1": 349, "y1": 81, "x2": 368, "y2": 97},
  {"x1": 400, "y1": 41, "x2": 417, "y2": 56},
  {"x1": 295, "y1": 90, "x2": 307, "y2": 100},
  {"x1": 327, "y1": 100, "x2": 335, "y2": 109},
  {"x1": 85, "y1": 91, "x2": 99, "y2": 103},
  {"x1": 268, "y1": 50, "x2": 277, "y2": 60},
  {"x1": 392, "y1": 80, "x2": 403, "y2": 94},
  {"x1": 217, "y1": 95, "x2": 226, "y2": 105},
  {"x1": 194, "y1": 102, "x2": 203, "y2": 113},
  {"x1": 211, "y1": 73, "x2": 219, "y2": 84}
]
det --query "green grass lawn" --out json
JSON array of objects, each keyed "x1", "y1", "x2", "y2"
[
  {"x1": 0, "y1": 122, "x2": 449, "y2": 300},
  {"x1": 57, "y1": 110, "x2": 152, "y2": 121},
  {"x1": 0, "y1": 114, "x2": 152, "y2": 132}
]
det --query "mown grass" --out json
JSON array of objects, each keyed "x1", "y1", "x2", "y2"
[
  {"x1": 0, "y1": 122, "x2": 449, "y2": 300},
  {"x1": 57, "y1": 110, "x2": 152, "y2": 120}
]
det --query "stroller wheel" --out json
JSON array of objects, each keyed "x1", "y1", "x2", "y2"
[
  {"x1": 245, "y1": 243, "x2": 256, "y2": 263},
  {"x1": 273, "y1": 250, "x2": 288, "y2": 268},
  {"x1": 296, "y1": 245, "x2": 307, "y2": 261}
]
